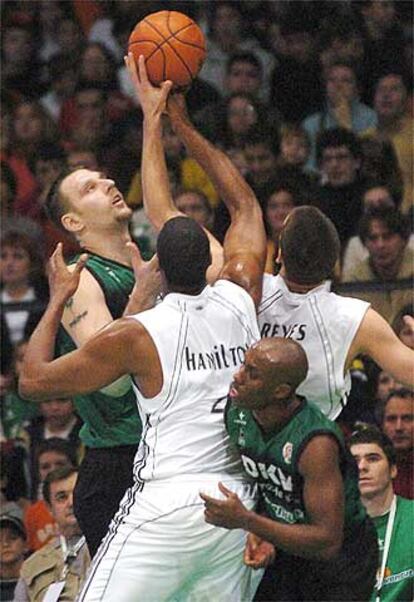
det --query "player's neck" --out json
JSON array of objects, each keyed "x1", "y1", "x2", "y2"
[
  {"x1": 253, "y1": 396, "x2": 302, "y2": 433},
  {"x1": 279, "y1": 269, "x2": 323, "y2": 294},
  {"x1": 80, "y1": 228, "x2": 132, "y2": 266},
  {"x1": 362, "y1": 485, "x2": 395, "y2": 518}
]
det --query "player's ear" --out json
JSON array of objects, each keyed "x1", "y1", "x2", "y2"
[
  {"x1": 274, "y1": 383, "x2": 292, "y2": 400},
  {"x1": 61, "y1": 212, "x2": 83, "y2": 234}
]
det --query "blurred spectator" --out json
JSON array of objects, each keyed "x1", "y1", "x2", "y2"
[
  {"x1": 174, "y1": 188, "x2": 214, "y2": 231},
  {"x1": 381, "y1": 388, "x2": 414, "y2": 499},
  {"x1": 40, "y1": 54, "x2": 79, "y2": 122},
  {"x1": 359, "y1": 135, "x2": 404, "y2": 203},
  {"x1": 314, "y1": 127, "x2": 366, "y2": 248},
  {"x1": 1, "y1": 339, "x2": 39, "y2": 442},
  {"x1": 36, "y1": 0, "x2": 72, "y2": 63},
  {"x1": 342, "y1": 181, "x2": 413, "y2": 279},
  {"x1": 242, "y1": 130, "x2": 280, "y2": 204},
  {"x1": 303, "y1": 61, "x2": 377, "y2": 170},
  {"x1": 1, "y1": 21, "x2": 44, "y2": 101},
  {"x1": 194, "y1": 52, "x2": 279, "y2": 140},
  {"x1": 199, "y1": 1, "x2": 275, "y2": 101},
  {"x1": 269, "y1": 5, "x2": 322, "y2": 122},
  {"x1": 24, "y1": 398, "x2": 82, "y2": 500},
  {"x1": 373, "y1": 71, "x2": 413, "y2": 214},
  {"x1": 355, "y1": 0, "x2": 406, "y2": 98},
  {"x1": 216, "y1": 93, "x2": 271, "y2": 151},
  {"x1": 0, "y1": 224, "x2": 48, "y2": 346},
  {"x1": 24, "y1": 439, "x2": 76, "y2": 552},
  {"x1": 0, "y1": 515, "x2": 28, "y2": 602},
  {"x1": 55, "y1": 15, "x2": 85, "y2": 61},
  {"x1": 0, "y1": 161, "x2": 17, "y2": 220},
  {"x1": 318, "y1": 18, "x2": 366, "y2": 81},
  {"x1": 278, "y1": 123, "x2": 311, "y2": 171},
  {"x1": 343, "y1": 206, "x2": 413, "y2": 324},
  {"x1": 15, "y1": 467, "x2": 90, "y2": 601},
  {"x1": 349, "y1": 424, "x2": 414, "y2": 601},
  {"x1": 262, "y1": 174, "x2": 305, "y2": 274}
]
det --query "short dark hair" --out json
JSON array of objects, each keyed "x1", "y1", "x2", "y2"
[
  {"x1": 316, "y1": 127, "x2": 361, "y2": 165},
  {"x1": 157, "y1": 216, "x2": 211, "y2": 290},
  {"x1": 280, "y1": 206, "x2": 340, "y2": 284},
  {"x1": 43, "y1": 466, "x2": 78, "y2": 505},
  {"x1": 227, "y1": 51, "x2": 262, "y2": 75},
  {"x1": 385, "y1": 388, "x2": 414, "y2": 410},
  {"x1": 44, "y1": 168, "x2": 73, "y2": 232},
  {"x1": 36, "y1": 437, "x2": 77, "y2": 468},
  {"x1": 358, "y1": 206, "x2": 411, "y2": 244},
  {"x1": 349, "y1": 423, "x2": 397, "y2": 467}
]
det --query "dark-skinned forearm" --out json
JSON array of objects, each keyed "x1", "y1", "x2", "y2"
[
  {"x1": 244, "y1": 510, "x2": 341, "y2": 561},
  {"x1": 169, "y1": 108, "x2": 255, "y2": 216}
]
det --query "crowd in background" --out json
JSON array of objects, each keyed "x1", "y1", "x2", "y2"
[{"x1": 0, "y1": 1, "x2": 413, "y2": 599}]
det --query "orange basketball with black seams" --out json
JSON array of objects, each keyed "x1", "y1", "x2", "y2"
[{"x1": 128, "y1": 11, "x2": 206, "y2": 88}]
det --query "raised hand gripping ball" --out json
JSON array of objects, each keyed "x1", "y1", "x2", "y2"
[{"x1": 128, "y1": 10, "x2": 206, "y2": 88}]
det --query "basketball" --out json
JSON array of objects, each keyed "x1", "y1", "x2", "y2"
[{"x1": 128, "y1": 11, "x2": 206, "y2": 88}]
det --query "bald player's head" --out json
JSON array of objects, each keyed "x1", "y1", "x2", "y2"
[{"x1": 230, "y1": 337, "x2": 308, "y2": 411}]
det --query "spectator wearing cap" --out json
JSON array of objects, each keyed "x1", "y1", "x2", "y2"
[
  {"x1": 303, "y1": 61, "x2": 377, "y2": 170},
  {"x1": 343, "y1": 206, "x2": 413, "y2": 324},
  {"x1": 373, "y1": 71, "x2": 413, "y2": 214},
  {"x1": 0, "y1": 515, "x2": 28, "y2": 602},
  {"x1": 14, "y1": 467, "x2": 90, "y2": 602}
]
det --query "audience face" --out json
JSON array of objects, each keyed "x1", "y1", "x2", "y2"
[
  {"x1": 2, "y1": 26, "x2": 33, "y2": 66},
  {"x1": 325, "y1": 65, "x2": 358, "y2": 107},
  {"x1": 0, "y1": 526, "x2": 27, "y2": 575},
  {"x1": 362, "y1": 1, "x2": 397, "y2": 32},
  {"x1": 364, "y1": 219, "x2": 406, "y2": 273},
  {"x1": 13, "y1": 103, "x2": 45, "y2": 145},
  {"x1": 212, "y1": 4, "x2": 242, "y2": 43},
  {"x1": 280, "y1": 134, "x2": 309, "y2": 167},
  {"x1": 38, "y1": 451, "x2": 72, "y2": 483},
  {"x1": 174, "y1": 192, "x2": 212, "y2": 229},
  {"x1": 376, "y1": 371, "x2": 398, "y2": 403},
  {"x1": 320, "y1": 144, "x2": 359, "y2": 187},
  {"x1": 227, "y1": 96, "x2": 258, "y2": 137},
  {"x1": 244, "y1": 142, "x2": 277, "y2": 186},
  {"x1": 266, "y1": 190, "x2": 295, "y2": 236},
  {"x1": 383, "y1": 395, "x2": 414, "y2": 453},
  {"x1": 350, "y1": 442, "x2": 396, "y2": 499},
  {"x1": 0, "y1": 245, "x2": 32, "y2": 290},
  {"x1": 226, "y1": 61, "x2": 262, "y2": 96},
  {"x1": 39, "y1": 399, "x2": 75, "y2": 430},
  {"x1": 363, "y1": 186, "x2": 395, "y2": 210},
  {"x1": 80, "y1": 45, "x2": 112, "y2": 83},
  {"x1": 374, "y1": 74, "x2": 407, "y2": 121},
  {"x1": 35, "y1": 158, "x2": 65, "y2": 190},
  {"x1": 48, "y1": 472, "x2": 80, "y2": 536},
  {"x1": 75, "y1": 89, "x2": 106, "y2": 129}
]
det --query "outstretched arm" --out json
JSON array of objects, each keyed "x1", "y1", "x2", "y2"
[
  {"x1": 348, "y1": 308, "x2": 414, "y2": 388},
  {"x1": 168, "y1": 95, "x2": 266, "y2": 306},
  {"x1": 125, "y1": 54, "x2": 223, "y2": 282}
]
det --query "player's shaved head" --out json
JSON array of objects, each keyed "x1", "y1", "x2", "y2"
[{"x1": 252, "y1": 337, "x2": 309, "y2": 391}]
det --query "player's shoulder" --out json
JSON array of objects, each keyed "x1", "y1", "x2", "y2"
[{"x1": 213, "y1": 279, "x2": 256, "y2": 311}]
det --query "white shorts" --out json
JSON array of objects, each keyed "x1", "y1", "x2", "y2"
[{"x1": 79, "y1": 476, "x2": 263, "y2": 602}]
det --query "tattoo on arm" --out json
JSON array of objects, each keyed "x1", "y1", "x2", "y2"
[
  {"x1": 69, "y1": 311, "x2": 88, "y2": 328},
  {"x1": 65, "y1": 297, "x2": 74, "y2": 309}
]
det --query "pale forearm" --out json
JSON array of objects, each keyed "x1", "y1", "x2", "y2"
[
  {"x1": 142, "y1": 117, "x2": 177, "y2": 231},
  {"x1": 245, "y1": 511, "x2": 341, "y2": 561},
  {"x1": 19, "y1": 300, "x2": 64, "y2": 400}
]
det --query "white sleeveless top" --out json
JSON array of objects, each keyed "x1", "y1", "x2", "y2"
[
  {"x1": 130, "y1": 280, "x2": 260, "y2": 482},
  {"x1": 258, "y1": 274, "x2": 370, "y2": 420}
]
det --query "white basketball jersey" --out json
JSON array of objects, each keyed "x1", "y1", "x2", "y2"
[
  {"x1": 258, "y1": 274, "x2": 370, "y2": 419},
  {"x1": 130, "y1": 280, "x2": 260, "y2": 481}
]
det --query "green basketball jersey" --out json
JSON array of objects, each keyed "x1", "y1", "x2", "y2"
[
  {"x1": 371, "y1": 496, "x2": 414, "y2": 602},
  {"x1": 226, "y1": 398, "x2": 366, "y2": 529},
  {"x1": 56, "y1": 252, "x2": 142, "y2": 448}
]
